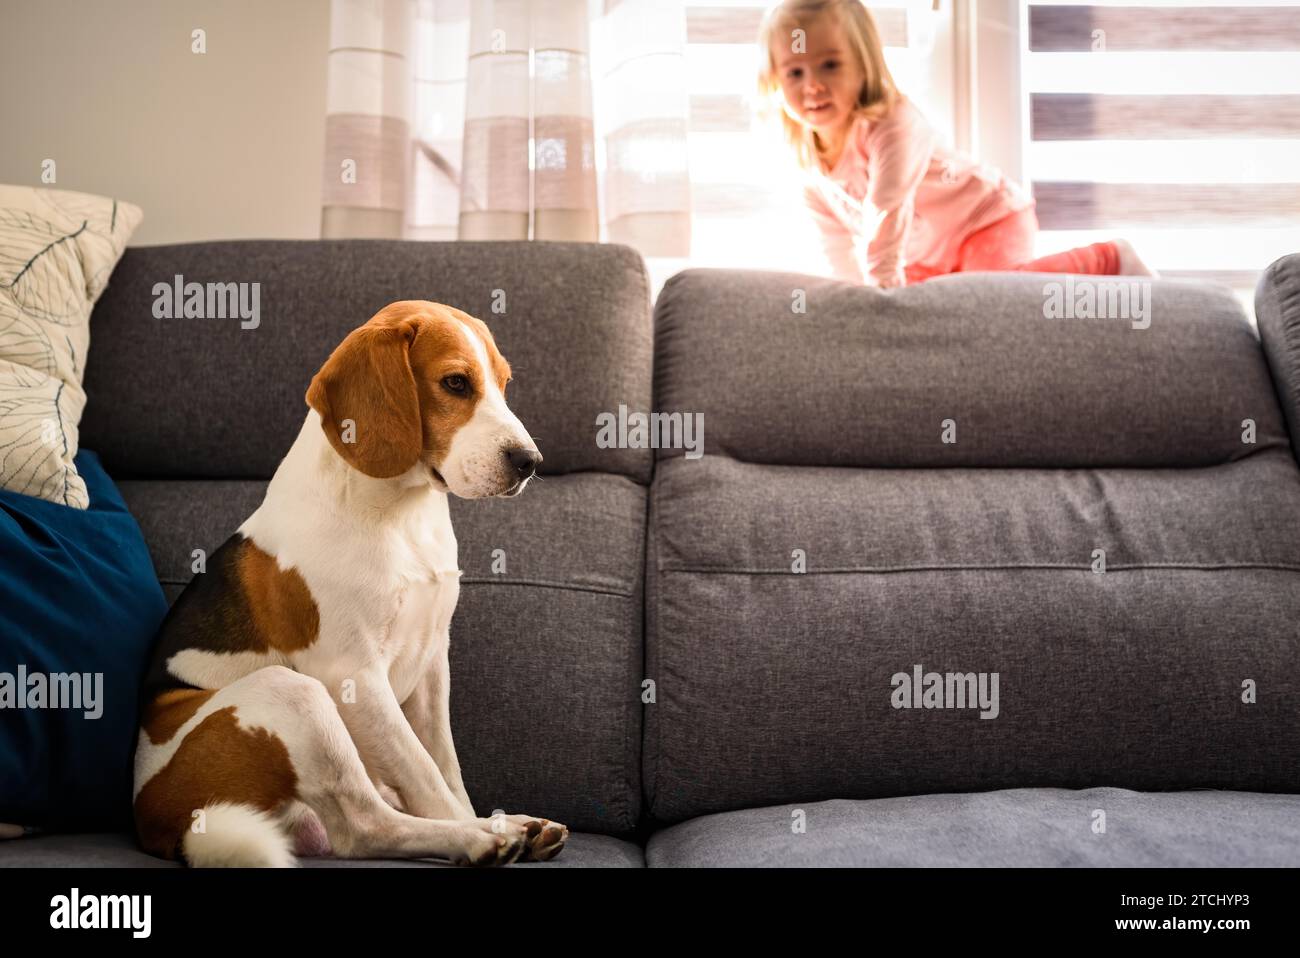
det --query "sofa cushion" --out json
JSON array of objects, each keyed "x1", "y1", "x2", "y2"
[
  {"x1": 644, "y1": 451, "x2": 1300, "y2": 823},
  {"x1": 0, "y1": 185, "x2": 142, "y2": 507},
  {"x1": 644, "y1": 788, "x2": 1300, "y2": 867},
  {"x1": 653, "y1": 269, "x2": 1288, "y2": 467},
  {"x1": 0, "y1": 830, "x2": 644, "y2": 867},
  {"x1": 0, "y1": 450, "x2": 167, "y2": 831},
  {"x1": 1256, "y1": 253, "x2": 1300, "y2": 462},
  {"x1": 118, "y1": 472, "x2": 645, "y2": 837},
  {"x1": 81, "y1": 240, "x2": 653, "y2": 483}
]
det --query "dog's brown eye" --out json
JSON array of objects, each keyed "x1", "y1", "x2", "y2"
[{"x1": 442, "y1": 375, "x2": 468, "y2": 395}]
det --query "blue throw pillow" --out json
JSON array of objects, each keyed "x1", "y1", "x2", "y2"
[{"x1": 0, "y1": 449, "x2": 167, "y2": 831}]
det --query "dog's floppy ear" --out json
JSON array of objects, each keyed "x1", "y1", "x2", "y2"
[{"x1": 306, "y1": 317, "x2": 424, "y2": 478}]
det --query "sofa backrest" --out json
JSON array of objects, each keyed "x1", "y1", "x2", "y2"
[
  {"x1": 84, "y1": 240, "x2": 653, "y2": 837},
  {"x1": 1256, "y1": 253, "x2": 1300, "y2": 462},
  {"x1": 645, "y1": 268, "x2": 1300, "y2": 825},
  {"x1": 82, "y1": 239, "x2": 653, "y2": 484},
  {"x1": 653, "y1": 269, "x2": 1289, "y2": 467}
]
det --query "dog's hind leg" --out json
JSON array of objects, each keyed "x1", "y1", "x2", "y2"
[{"x1": 135, "y1": 666, "x2": 531, "y2": 866}]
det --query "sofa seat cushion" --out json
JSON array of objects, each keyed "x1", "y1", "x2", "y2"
[
  {"x1": 645, "y1": 452, "x2": 1300, "y2": 822},
  {"x1": 0, "y1": 830, "x2": 644, "y2": 867},
  {"x1": 645, "y1": 788, "x2": 1300, "y2": 867},
  {"x1": 118, "y1": 471, "x2": 646, "y2": 837}
]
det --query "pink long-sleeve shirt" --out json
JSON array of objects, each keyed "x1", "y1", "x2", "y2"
[{"x1": 802, "y1": 95, "x2": 1033, "y2": 287}]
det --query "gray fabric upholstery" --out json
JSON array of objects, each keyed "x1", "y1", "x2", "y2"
[
  {"x1": 653, "y1": 269, "x2": 1287, "y2": 467},
  {"x1": 117, "y1": 480, "x2": 267, "y2": 603},
  {"x1": 1256, "y1": 253, "x2": 1300, "y2": 463},
  {"x1": 37, "y1": 242, "x2": 1300, "y2": 867},
  {"x1": 0, "y1": 830, "x2": 643, "y2": 868},
  {"x1": 646, "y1": 263, "x2": 1300, "y2": 829},
  {"x1": 644, "y1": 452, "x2": 1300, "y2": 823},
  {"x1": 447, "y1": 474, "x2": 646, "y2": 835},
  {"x1": 645, "y1": 788, "x2": 1300, "y2": 867},
  {"x1": 651, "y1": 450, "x2": 1300, "y2": 572},
  {"x1": 118, "y1": 472, "x2": 646, "y2": 837},
  {"x1": 82, "y1": 240, "x2": 653, "y2": 483}
]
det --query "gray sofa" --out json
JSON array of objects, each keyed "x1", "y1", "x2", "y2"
[{"x1": 4, "y1": 241, "x2": 1298, "y2": 867}]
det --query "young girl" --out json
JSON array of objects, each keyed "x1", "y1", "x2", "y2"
[{"x1": 757, "y1": 0, "x2": 1154, "y2": 288}]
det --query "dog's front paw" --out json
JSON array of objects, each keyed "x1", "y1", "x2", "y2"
[
  {"x1": 493, "y1": 814, "x2": 568, "y2": 862},
  {"x1": 527, "y1": 820, "x2": 568, "y2": 861},
  {"x1": 454, "y1": 826, "x2": 527, "y2": 866}
]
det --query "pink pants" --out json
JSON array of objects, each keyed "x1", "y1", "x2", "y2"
[{"x1": 904, "y1": 207, "x2": 1120, "y2": 285}]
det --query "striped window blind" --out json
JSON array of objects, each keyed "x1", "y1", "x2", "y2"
[
  {"x1": 650, "y1": 1, "x2": 948, "y2": 295},
  {"x1": 1024, "y1": 0, "x2": 1300, "y2": 297}
]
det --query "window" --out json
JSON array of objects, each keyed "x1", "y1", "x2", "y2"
[{"x1": 1020, "y1": 0, "x2": 1300, "y2": 305}]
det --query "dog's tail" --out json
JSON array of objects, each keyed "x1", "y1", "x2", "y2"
[{"x1": 181, "y1": 802, "x2": 295, "y2": 868}]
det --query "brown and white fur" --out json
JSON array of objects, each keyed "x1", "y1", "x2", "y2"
[{"x1": 132, "y1": 301, "x2": 567, "y2": 866}]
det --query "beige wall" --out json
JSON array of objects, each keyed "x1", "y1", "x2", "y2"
[{"x1": 0, "y1": 0, "x2": 329, "y2": 245}]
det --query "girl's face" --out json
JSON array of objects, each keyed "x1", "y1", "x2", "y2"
[{"x1": 772, "y1": 14, "x2": 865, "y2": 136}]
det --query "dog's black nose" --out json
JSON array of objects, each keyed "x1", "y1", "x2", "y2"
[{"x1": 506, "y1": 447, "x2": 542, "y2": 480}]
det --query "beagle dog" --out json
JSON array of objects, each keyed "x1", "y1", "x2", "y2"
[{"x1": 132, "y1": 301, "x2": 567, "y2": 866}]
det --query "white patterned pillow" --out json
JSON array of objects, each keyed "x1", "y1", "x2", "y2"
[{"x1": 0, "y1": 186, "x2": 142, "y2": 508}]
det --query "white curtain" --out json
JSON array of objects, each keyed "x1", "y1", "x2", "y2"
[{"x1": 322, "y1": 0, "x2": 690, "y2": 257}]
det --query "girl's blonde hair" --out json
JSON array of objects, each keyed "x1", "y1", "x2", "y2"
[{"x1": 756, "y1": 0, "x2": 899, "y2": 171}]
